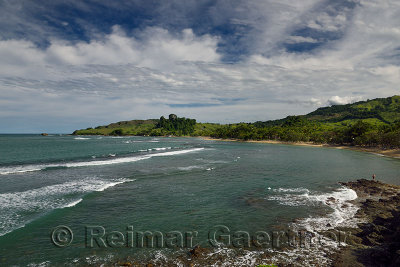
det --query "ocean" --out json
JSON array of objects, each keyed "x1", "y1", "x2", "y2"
[{"x1": 0, "y1": 134, "x2": 399, "y2": 266}]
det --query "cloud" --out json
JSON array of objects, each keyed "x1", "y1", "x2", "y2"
[
  {"x1": 285, "y1": 36, "x2": 320, "y2": 44},
  {"x1": 327, "y1": 95, "x2": 362, "y2": 105},
  {"x1": 0, "y1": 26, "x2": 220, "y2": 70},
  {"x1": 0, "y1": 0, "x2": 400, "y2": 132}
]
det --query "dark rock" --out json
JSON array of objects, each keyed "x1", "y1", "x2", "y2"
[
  {"x1": 332, "y1": 179, "x2": 400, "y2": 266},
  {"x1": 189, "y1": 246, "x2": 209, "y2": 258}
]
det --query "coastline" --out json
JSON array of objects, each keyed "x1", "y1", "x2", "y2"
[
  {"x1": 331, "y1": 179, "x2": 400, "y2": 266},
  {"x1": 71, "y1": 133, "x2": 400, "y2": 159},
  {"x1": 199, "y1": 136, "x2": 400, "y2": 160},
  {"x1": 111, "y1": 179, "x2": 400, "y2": 266}
]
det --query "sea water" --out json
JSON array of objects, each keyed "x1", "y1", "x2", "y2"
[{"x1": 0, "y1": 134, "x2": 399, "y2": 265}]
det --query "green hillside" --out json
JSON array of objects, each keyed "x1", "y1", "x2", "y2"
[
  {"x1": 73, "y1": 96, "x2": 400, "y2": 148},
  {"x1": 306, "y1": 95, "x2": 400, "y2": 124},
  {"x1": 211, "y1": 96, "x2": 400, "y2": 148},
  {"x1": 73, "y1": 114, "x2": 219, "y2": 137},
  {"x1": 72, "y1": 119, "x2": 158, "y2": 136},
  {"x1": 253, "y1": 95, "x2": 400, "y2": 127}
]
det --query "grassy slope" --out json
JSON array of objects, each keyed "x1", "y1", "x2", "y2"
[
  {"x1": 73, "y1": 119, "x2": 159, "y2": 135},
  {"x1": 306, "y1": 95, "x2": 400, "y2": 124},
  {"x1": 73, "y1": 119, "x2": 221, "y2": 136},
  {"x1": 73, "y1": 95, "x2": 400, "y2": 136}
]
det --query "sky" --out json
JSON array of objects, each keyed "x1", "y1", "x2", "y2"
[{"x1": 0, "y1": 0, "x2": 399, "y2": 133}]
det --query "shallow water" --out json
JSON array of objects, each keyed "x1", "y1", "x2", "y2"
[{"x1": 0, "y1": 134, "x2": 399, "y2": 265}]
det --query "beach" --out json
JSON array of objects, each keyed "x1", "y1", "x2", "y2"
[{"x1": 200, "y1": 137, "x2": 400, "y2": 160}]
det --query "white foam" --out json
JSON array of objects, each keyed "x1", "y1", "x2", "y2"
[
  {"x1": 273, "y1": 187, "x2": 310, "y2": 193},
  {"x1": 268, "y1": 187, "x2": 360, "y2": 231},
  {"x1": 74, "y1": 137, "x2": 90, "y2": 140},
  {"x1": 370, "y1": 152, "x2": 385, "y2": 157},
  {"x1": 0, "y1": 148, "x2": 204, "y2": 175},
  {"x1": 299, "y1": 187, "x2": 359, "y2": 230},
  {"x1": 177, "y1": 165, "x2": 203, "y2": 171},
  {"x1": 0, "y1": 177, "x2": 133, "y2": 236},
  {"x1": 64, "y1": 198, "x2": 83, "y2": 208},
  {"x1": 153, "y1": 147, "x2": 171, "y2": 151}
]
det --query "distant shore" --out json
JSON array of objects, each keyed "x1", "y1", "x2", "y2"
[{"x1": 200, "y1": 136, "x2": 400, "y2": 160}]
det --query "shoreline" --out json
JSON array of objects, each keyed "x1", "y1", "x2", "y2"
[
  {"x1": 71, "y1": 133, "x2": 400, "y2": 159},
  {"x1": 331, "y1": 179, "x2": 400, "y2": 266},
  {"x1": 199, "y1": 136, "x2": 400, "y2": 160},
  {"x1": 110, "y1": 179, "x2": 400, "y2": 266}
]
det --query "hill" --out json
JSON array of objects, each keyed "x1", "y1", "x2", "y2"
[
  {"x1": 73, "y1": 96, "x2": 400, "y2": 148},
  {"x1": 209, "y1": 96, "x2": 400, "y2": 148},
  {"x1": 306, "y1": 95, "x2": 400, "y2": 124},
  {"x1": 254, "y1": 95, "x2": 400, "y2": 127},
  {"x1": 73, "y1": 114, "x2": 219, "y2": 137},
  {"x1": 72, "y1": 119, "x2": 159, "y2": 136}
]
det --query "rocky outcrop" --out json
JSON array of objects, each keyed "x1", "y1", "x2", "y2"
[{"x1": 333, "y1": 179, "x2": 400, "y2": 267}]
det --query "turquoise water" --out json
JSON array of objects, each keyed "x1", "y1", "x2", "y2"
[{"x1": 0, "y1": 135, "x2": 399, "y2": 265}]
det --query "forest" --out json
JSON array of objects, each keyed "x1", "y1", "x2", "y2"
[{"x1": 73, "y1": 96, "x2": 400, "y2": 148}]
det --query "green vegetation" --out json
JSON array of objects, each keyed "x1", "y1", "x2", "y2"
[
  {"x1": 72, "y1": 119, "x2": 159, "y2": 136},
  {"x1": 156, "y1": 114, "x2": 196, "y2": 135},
  {"x1": 73, "y1": 96, "x2": 400, "y2": 148},
  {"x1": 73, "y1": 115, "x2": 200, "y2": 137}
]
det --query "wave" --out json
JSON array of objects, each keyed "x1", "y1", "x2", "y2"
[
  {"x1": 63, "y1": 198, "x2": 83, "y2": 208},
  {"x1": 74, "y1": 137, "x2": 90, "y2": 140},
  {"x1": 151, "y1": 147, "x2": 172, "y2": 151},
  {"x1": 0, "y1": 148, "x2": 204, "y2": 175},
  {"x1": 267, "y1": 186, "x2": 359, "y2": 230},
  {"x1": 264, "y1": 186, "x2": 360, "y2": 264},
  {"x1": 273, "y1": 187, "x2": 310, "y2": 193},
  {"x1": 299, "y1": 187, "x2": 359, "y2": 230},
  {"x1": 0, "y1": 177, "x2": 133, "y2": 236},
  {"x1": 177, "y1": 165, "x2": 204, "y2": 171}
]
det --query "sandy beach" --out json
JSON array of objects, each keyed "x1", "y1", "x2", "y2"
[{"x1": 200, "y1": 136, "x2": 400, "y2": 160}]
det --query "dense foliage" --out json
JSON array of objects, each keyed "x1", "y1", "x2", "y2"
[
  {"x1": 73, "y1": 96, "x2": 400, "y2": 148},
  {"x1": 209, "y1": 119, "x2": 400, "y2": 148},
  {"x1": 155, "y1": 114, "x2": 196, "y2": 135}
]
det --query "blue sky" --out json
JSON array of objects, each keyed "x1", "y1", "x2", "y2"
[{"x1": 0, "y1": 0, "x2": 399, "y2": 133}]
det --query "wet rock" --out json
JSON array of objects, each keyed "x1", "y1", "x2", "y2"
[
  {"x1": 326, "y1": 197, "x2": 336, "y2": 205},
  {"x1": 189, "y1": 245, "x2": 209, "y2": 258},
  {"x1": 333, "y1": 179, "x2": 400, "y2": 267}
]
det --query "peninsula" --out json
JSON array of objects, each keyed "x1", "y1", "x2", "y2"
[{"x1": 73, "y1": 96, "x2": 400, "y2": 151}]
